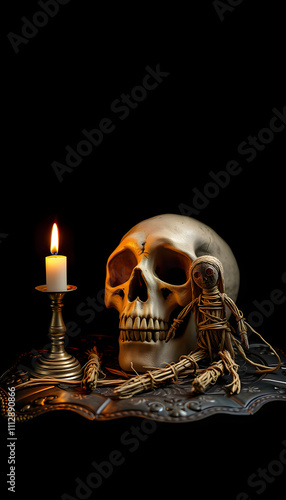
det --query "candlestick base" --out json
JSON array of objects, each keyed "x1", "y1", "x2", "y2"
[
  {"x1": 33, "y1": 350, "x2": 82, "y2": 380},
  {"x1": 34, "y1": 285, "x2": 82, "y2": 381}
]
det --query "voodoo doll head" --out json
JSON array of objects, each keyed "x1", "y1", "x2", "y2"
[{"x1": 191, "y1": 256, "x2": 223, "y2": 292}]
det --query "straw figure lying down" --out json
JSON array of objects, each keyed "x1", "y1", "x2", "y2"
[{"x1": 114, "y1": 256, "x2": 281, "y2": 398}]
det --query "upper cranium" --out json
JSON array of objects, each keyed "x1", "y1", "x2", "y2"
[{"x1": 105, "y1": 214, "x2": 239, "y2": 372}]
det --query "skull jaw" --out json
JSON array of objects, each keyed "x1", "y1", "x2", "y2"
[{"x1": 118, "y1": 316, "x2": 197, "y2": 372}]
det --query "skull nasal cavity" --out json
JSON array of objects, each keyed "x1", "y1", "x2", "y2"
[{"x1": 128, "y1": 268, "x2": 148, "y2": 303}]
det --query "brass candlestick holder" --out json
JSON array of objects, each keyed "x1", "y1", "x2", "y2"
[{"x1": 33, "y1": 285, "x2": 82, "y2": 380}]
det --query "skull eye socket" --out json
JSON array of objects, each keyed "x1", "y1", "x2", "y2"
[
  {"x1": 108, "y1": 249, "x2": 137, "y2": 287},
  {"x1": 205, "y1": 267, "x2": 214, "y2": 276},
  {"x1": 154, "y1": 248, "x2": 189, "y2": 285}
]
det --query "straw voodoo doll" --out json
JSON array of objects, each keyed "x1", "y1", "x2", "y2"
[
  {"x1": 114, "y1": 255, "x2": 280, "y2": 398},
  {"x1": 166, "y1": 255, "x2": 249, "y2": 394}
]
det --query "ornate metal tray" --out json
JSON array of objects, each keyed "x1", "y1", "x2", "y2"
[{"x1": 1, "y1": 343, "x2": 286, "y2": 423}]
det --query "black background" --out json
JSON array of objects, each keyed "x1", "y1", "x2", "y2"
[{"x1": 1, "y1": 1, "x2": 286, "y2": 498}]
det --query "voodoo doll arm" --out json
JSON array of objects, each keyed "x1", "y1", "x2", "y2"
[
  {"x1": 165, "y1": 297, "x2": 199, "y2": 342},
  {"x1": 223, "y1": 293, "x2": 249, "y2": 350}
]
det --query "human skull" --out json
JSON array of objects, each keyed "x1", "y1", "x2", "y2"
[{"x1": 105, "y1": 214, "x2": 239, "y2": 372}]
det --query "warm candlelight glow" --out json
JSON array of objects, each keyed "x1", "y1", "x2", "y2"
[
  {"x1": 50, "y1": 223, "x2": 59, "y2": 254},
  {"x1": 46, "y1": 222, "x2": 67, "y2": 291}
]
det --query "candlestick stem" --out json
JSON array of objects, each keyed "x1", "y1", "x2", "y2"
[{"x1": 34, "y1": 287, "x2": 82, "y2": 380}]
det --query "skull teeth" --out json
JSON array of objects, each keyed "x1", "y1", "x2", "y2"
[
  {"x1": 125, "y1": 317, "x2": 133, "y2": 329},
  {"x1": 120, "y1": 330, "x2": 167, "y2": 342},
  {"x1": 141, "y1": 318, "x2": 147, "y2": 330},
  {"x1": 120, "y1": 316, "x2": 168, "y2": 331},
  {"x1": 119, "y1": 316, "x2": 169, "y2": 342},
  {"x1": 147, "y1": 318, "x2": 154, "y2": 329},
  {"x1": 134, "y1": 317, "x2": 141, "y2": 329}
]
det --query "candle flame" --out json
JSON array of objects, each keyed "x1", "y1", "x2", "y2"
[{"x1": 50, "y1": 223, "x2": 59, "y2": 254}]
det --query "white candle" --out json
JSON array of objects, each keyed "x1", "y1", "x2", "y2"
[
  {"x1": 45, "y1": 223, "x2": 67, "y2": 292},
  {"x1": 46, "y1": 255, "x2": 67, "y2": 291}
]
